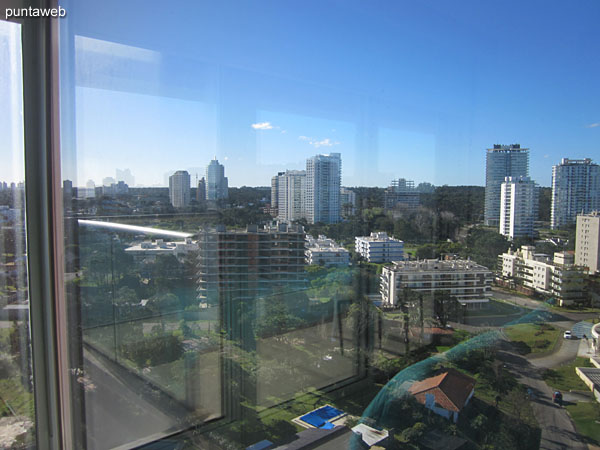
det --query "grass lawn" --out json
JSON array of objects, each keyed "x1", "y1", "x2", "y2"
[
  {"x1": 403, "y1": 245, "x2": 418, "y2": 258},
  {"x1": 0, "y1": 378, "x2": 34, "y2": 418},
  {"x1": 504, "y1": 323, "x2": 560, "y2": 355},
  {"x1": 542, "y1": 357, "x2": 594, "y2": 392},
  {"x1": 566, "y1": 401, "x2": 600, "y2": 446},
  {"x1": 549, "y1": 305, "x2": 600, "y2": 314}
]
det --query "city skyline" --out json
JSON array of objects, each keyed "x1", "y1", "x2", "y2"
[
  {"x1": 3, "y1": 2, "x2": 597, "y2": 186},
  {"x1": 52, "y1": 151, "x2": 600, "y2": 190}
]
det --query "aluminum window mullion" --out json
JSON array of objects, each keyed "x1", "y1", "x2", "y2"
[{"x1": 21, "y1": 0, "x2": 67, "y2": 448}]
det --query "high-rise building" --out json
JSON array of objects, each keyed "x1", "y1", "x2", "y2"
[
  {"x1": 384, "y1": 178, "x2": 420, "y2": 212},
  {"x1": 340, "y1": 187, "x2": 357, "y2": 217},
  {"x1": 206, "y1": 158, "x2": 228, "y2": 200},
  {"x1": 576, "y1": 212, "x2": 600, "y2": 274},
  {"x1": 196, "y1": 223, "x2": 306, "y2": 305},
  {"x1": 499, "y1": 176, "x2": 538, "y2": 239},
  {"x1": 551, "y1": 158, "x2": 600, "y2": 229},
  {"x1": 196, "y1": 177, "x2": 206, "y2": 203},
  {"x1": 276, "y1": 170, "x2": 306, "y2": 223},
  {"x1": 115, "y1": 168, "x2": 135, "y2": 187},
  {"x1": 63, "y1": 180, "x2": 73, "y2": 199},
  {"x1": 271, "y1": 173, "x2": 282, "y2": 210},
  {"x1": 83, "y1": 179, "x2": 96, "y2": 198},
  {"x1": 484, "y1": 144, "x2": 529, "y2": 226},
  {"x1": 305, "y1": 153, "x2": 341, "y2": 224},
  {"x1": 102, "y1": 176, "x2": 116, "y2": 187},
  {"x1": 169, "y1": 170, "x2": 191, "y2": 208}
]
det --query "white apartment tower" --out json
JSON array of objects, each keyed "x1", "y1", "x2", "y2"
[
  {"x1": 206, "y1": 158, "x2": 229, "y2": 200},
  {"x1": 499, "y1": 176, "x2": 538, "y2": 239},
  {"x1": 276, "y1": 170, "x2": 307, "y2": 223},
  {"x1": 551, "y1": 158, "x2": 600, "y2": 229},
  {"x1": 169, "y1": 170, "x2": 191, "y2": 208},
  {"x1": 576, "y1": 212, "x2": 600, "y2": 274},
  {"x1": 484, "y1": 144, "x2": 529, "y2": 226},
  {"x1": 305, "y1": 153, "x2": 341, "y2": 224}
]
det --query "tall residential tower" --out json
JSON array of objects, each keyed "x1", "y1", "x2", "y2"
[
  {"x1": 275, "y1": 170, "x2": 306, "y2": 223},
  {"x1": 551, "y1": 158, "x2": 600, "y2": 229},
  {"x1": 206, "y1": 158, "x2": 229, "y2": 200},
  {"x1": 484, "y1": 144, "x2": 529, "y2": 226},
  {"x1": 499, "y1": 176, "x2": 538, "y2": 239},
  {"x1": 305, "y1": 153, "x2": 341, "y2": 224},
  {"x1": 169, "y1": 170, "x2": 191, "y2": 208}
]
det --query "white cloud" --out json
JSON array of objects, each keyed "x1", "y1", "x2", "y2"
[
  {"x1": 298, "y1": 135, "x2": 340, "y2": 148},
  {"x1": 586, "y1": 122, "x2": 600, "y2": 128},
  {"x1": 251, "y1": 122, "x2": 274, "y2": 130},
  {"x1": 313, "y1": 138, "x2": 339, "y2": 148}
]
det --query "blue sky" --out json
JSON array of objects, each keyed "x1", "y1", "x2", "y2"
[{"x1": 5, "y1": 0, "x2": 599, "y2": 187}]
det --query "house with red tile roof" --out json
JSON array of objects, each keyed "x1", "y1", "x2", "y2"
[{"x1": 408, "y1": 368, "x2": 476, "y2": 423}]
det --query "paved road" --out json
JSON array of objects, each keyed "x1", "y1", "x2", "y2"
[
  {"x1": 83, "y1": 349, "x2": 191, "y2": 450},
  {"x1": 529, "y1": 337, "x2": 581, "y2": 369},
  {"x1": 497, "y1": 343, "x2": 587, "y2": 450}
]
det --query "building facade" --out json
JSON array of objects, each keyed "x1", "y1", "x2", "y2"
[
  {"x1": 551, "y1": 158, "x2": 600, "y2": 229},
  {"x1": 271, "y1": 173, "x2": 281, "y2": 214},
  {"x1": 305, "y1": 153, "x2": 341, "y2": 224},
  {"x1": 206, "y1": 158, "x2": 229, "y2": 200},
  {"x1": 499, "y1": 176, "x2": 538, "y2": 239},
  {"x1": 305, "y1": 235, "x2": 350, "y2": 267},
  {"x1": 380, "y1": 259, "x2": 493, "y2": 309},
  {"x1": 169, "y1": 170, "x2": 191, "y2": 208},
  {"x1": 355, "y1": 232, "x2": 404, "y2": 263},
  {"x1": 484, "y1": 144, "x2": 529, "y2": 226},
  {"x1": 498, "y1": 245, "x2": 586, "y2": 306},
  {"x1": 384, "y1": 178, "x2": 420, "y2": 212},
  {"x1": 196, "y1": 177, "x2": 206, "y2": 203},
  {"x1": 196, "y1": 223, "x2": 307, "y2": 305},
  {"x1": 576, "y1": 212, "x2": 600, "y2": 274},
  {"x1": 276, "y1": 170, "x2": 306, "y2": 223},
  {"x1": 340, "y1": 187, "x2": 357, "y2": 217}
]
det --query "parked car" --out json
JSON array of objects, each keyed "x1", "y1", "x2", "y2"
[{"x1": 563, "y1": 330, "x2": 572, "y2": 339}]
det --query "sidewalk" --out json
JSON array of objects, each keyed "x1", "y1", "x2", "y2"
[{"x1": 577, "y1": 337, "x2": 597, "y2": 359}]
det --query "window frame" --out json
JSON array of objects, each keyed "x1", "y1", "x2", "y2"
[{"x1": 4, "y1": 0, "x2": 70, "y2": 448}]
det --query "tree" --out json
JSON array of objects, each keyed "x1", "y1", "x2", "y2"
[{"x1": 254, "y1": 293, "x2": 304, "y2": 340}]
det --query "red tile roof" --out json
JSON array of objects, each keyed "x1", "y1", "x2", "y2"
[{"x1": 408, "y1": 368, "x2": 476, "y2": 412}]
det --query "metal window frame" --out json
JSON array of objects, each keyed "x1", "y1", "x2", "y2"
[{"x1": 16, "y1": 0, "x2": 70, "y2": 448}]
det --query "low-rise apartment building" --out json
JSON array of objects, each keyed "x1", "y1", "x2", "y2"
[
  {"x1": 305, "y1": 235, "x2": 350, "y2": 267},
  {"x1": 355, "y1": 232, "x2": 404, "y2": 263},
  {"x1": 380, "y1": 259, "x2": 493, "y2": 309},
  {"x1": 498, "y1": 245, "x2": 586, "y2": 306}
]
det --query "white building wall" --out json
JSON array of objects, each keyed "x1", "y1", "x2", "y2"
[
  {"x1": 576, "y1": 212, "x2": 600, "y2": 274},
  {"x1": 306, "y1": 153, "x2": 341, "y2": 224},
  {"x1": 355, "y1": 232, "x2": 404, "y2": 263},
  {"x1": 500, "y1": 176, "x2": 538, "y2": 239}
]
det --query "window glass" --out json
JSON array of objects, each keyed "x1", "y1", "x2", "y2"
[
  {"x1": 56, "y1": 1, "x2": 600, "y2": 449},
  {"x1": 0, "y1": 19, "x2": 36, "y2": 449}
]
